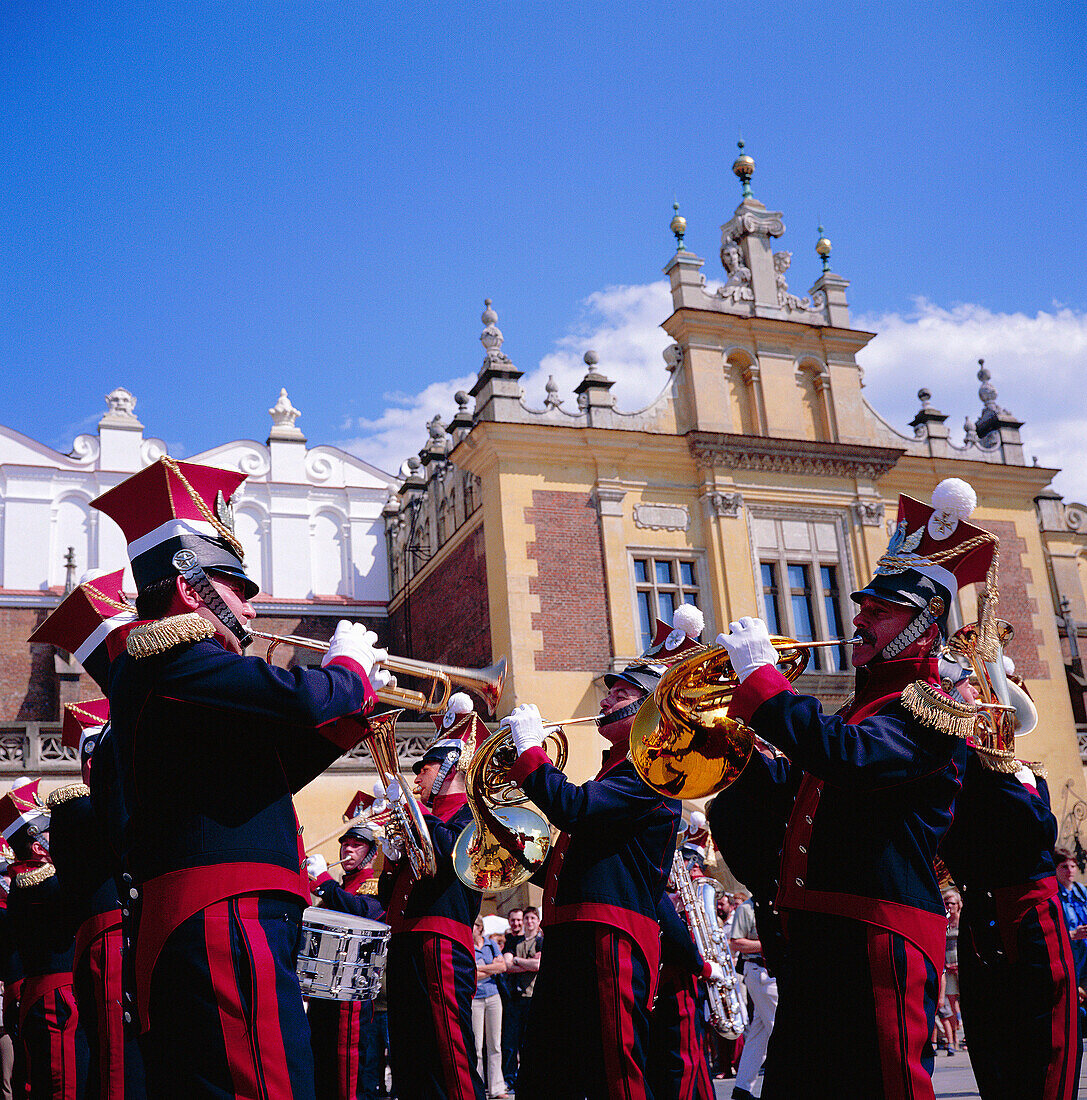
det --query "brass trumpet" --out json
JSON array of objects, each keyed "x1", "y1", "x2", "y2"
[
  {"x1": 453, "y1": 717, "x2": 581, "y2": 893},
  {"x1": 249, "y1": 629, "x2": 507, "y2": 716},
  {"x1": 630, "y1": 635, "x2": 856, "y2": 800}
]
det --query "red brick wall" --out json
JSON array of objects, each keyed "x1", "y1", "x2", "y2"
[
  {"x1": 4, "y1": 608, "x2": 64, "y2": 720},
  {"x1": 526, "y1": 490, "x2": 612, "y2": 671},
  {"x1": 975, "y1": 519, "x2": 1048, "y2": 679},
  {"x1": 387, "y1": 523, "x2": 492, "y2": 677}
]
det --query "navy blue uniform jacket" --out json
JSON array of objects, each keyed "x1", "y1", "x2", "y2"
[
  {"x1": 379, "y1": 793, "x2": 481, "y2": 953},
  {"x1": 508, "y1": 743, "x2": 680, "y2": 993},
  {"x1": 105, "y1": 629, "x2": 376, "y2": 1030},
  {"x1": 313, "y1": 867, "x2": 385, "y2": 923},
  {"x1": 728, "y1": 656, "x2": 967, "y2": 970}
]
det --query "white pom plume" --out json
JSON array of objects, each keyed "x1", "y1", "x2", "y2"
[
  {"x1": 688, "y1": 810, "x2": 706, "y2": 831},
  {"x1": 672, "y1": 603, "x2": 705, "y2": 639},
  {"x1": 931, "y1": 478, "x2": 977, "y2": 521},
  {"x1": 372, "y1": 780, "x2": 386, "y2": 798},
  {"x1": 1003, "y1": 654, "x2": 1015, "y2": 675},
  {"x1": 447, "y1": 692, "x2": 473, "y2": 716}
]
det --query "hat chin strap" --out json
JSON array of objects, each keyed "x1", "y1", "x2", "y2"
[
  {"x1": 598, "y1": 697, "x2": 645, "y2": 728},
  {"x1": 172, "y1": 551, "x2": 252, "y2": 649},
  {"x1": 881, "y1": 606, "x2": 940, "y2": 660},
  {"x1": 425, "y1": 749, "x2": 461, "y2": 807}
]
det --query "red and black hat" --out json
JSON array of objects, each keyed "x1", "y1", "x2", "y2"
[
  {"x1": 852, "y1": 478, "x2": 996, "y2": 640},
  {"x1": 605, "y1": 603, "x2": 705, "y2": 694},
  {"x1": 0, "y1": 780, "x2": 49, "y2": 844},
  {"x1": 62, "y1": 698, "x2": 110, "y2": 761},
  {"x1": 91, "y1": 457, "x2": 256, "y2": 598},
  {"x1": 28, "y1": 569, "x2": 135, "y2": 690},
  {"x1": 339, "y1": 786, "x2": 383, "y2": 845},
  {"x1": 413, "y1": 693, "x2": 489, "y2": 776}
]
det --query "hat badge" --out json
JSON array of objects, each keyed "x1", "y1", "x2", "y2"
[
  {"x1": 927, "y1": 510, "x2": 959, "y2": 541},
  {"x1": 664, "y1": 627, "x2": 685, "y2": 651},
  {"x1": 215, "y1": 491, "x2": 236, "y2": 536},
  {"x1": 172, "y1": 549, "x2": 198, "y2": 572}
]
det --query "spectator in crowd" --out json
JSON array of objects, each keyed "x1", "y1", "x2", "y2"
[
  {"x1": 1056, "y1": 848, "x2": 1087, "y2": 1022},
  {"x1": 502, "y1": 906, "x2": 542, "y2": 1088},
  {"x1": 473, "y1": 916, "x2": 509, "y2": 1099},
  {"x1": 939, "y1": 890, "x2": 962, "y2": 1055},
  {"x1": 729, "y1": 896, "x2": 778, "y2": 1100},
  {"x1": 498, "y1": 908, "x2": 524, "y2": 1089}
]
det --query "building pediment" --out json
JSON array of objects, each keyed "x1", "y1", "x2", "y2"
[{"x1": 688, "y1": 431, "x2": 903, "y2": 480}]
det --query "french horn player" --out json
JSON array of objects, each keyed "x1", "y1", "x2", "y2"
[{"x1": 706, "y1": 478, "x2": 993, "y2": 1100}]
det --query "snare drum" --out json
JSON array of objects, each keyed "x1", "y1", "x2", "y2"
[{"x1": 296, "y1": 907, "x2": 390, "y2": 1002}]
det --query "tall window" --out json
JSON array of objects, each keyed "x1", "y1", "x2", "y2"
[
  {"x1": 631, "y1": 553, "x2": 702, "y2": 651},
  {"x1": 752, "y1": 515, "x2": 850, "y2": 672}
]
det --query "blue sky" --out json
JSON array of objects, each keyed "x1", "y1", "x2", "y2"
[{"x1": 2, "y1": 4, "x2": 1085, "y2": 496}]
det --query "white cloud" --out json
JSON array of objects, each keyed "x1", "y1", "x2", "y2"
[
  {"x1": 339, "y1": 287, "x2": 1087, "y2": 507},
  {"x1": 855, "y1": 299, "x2": 1087, "y2": 504}
]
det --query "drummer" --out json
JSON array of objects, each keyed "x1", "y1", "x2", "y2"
[{"x1": 306, "y1": 792, "x2": 387, "y2": 1100}]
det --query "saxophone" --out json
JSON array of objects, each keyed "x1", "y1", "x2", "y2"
[{"x1": 669, "y1": 848, "x2": 748, "y2": 1039}]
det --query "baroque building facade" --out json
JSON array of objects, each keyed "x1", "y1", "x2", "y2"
[{"x1": 385, "y1": 152, "x2": 1087, "y2": 858}]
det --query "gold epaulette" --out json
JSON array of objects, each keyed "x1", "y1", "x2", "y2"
[
  {"x1": 899, "y1": 681, "x2": 978, "y2": 738},
  {"x1": 971, "y1": 743, "x2": 1020, "y2": 773},
  {"x1": 14, "y1": 863, "x2": 55, "y2": 889},
  {"x1": 46, "y1": 783, "x2": 90, "y2": 808},
  {"x1": 1022, "y1": 759, "x2": 1048, "y2": 781},
  {"x1": 127, "y1": 613, "x2": 215, "y2": 658},
  {"x1": 357, "y1": 879, "x2": 380, "y2": 896}
]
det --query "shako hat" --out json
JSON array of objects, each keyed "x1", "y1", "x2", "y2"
[
  {"x1": 413, "y1": 693, "x2": 489, "y2": 778},
  {"x1": 0, "y1": 779, "x2": 49, "y2": 844},
  {"x1": 852, "y1": 478, "x2": 996, "y2": 645},
  {"x1": 605, "y1": 603, "x2": 705, "y2": 695},
  {"x1": 339, "y1": 785, "x2": 384, "y2": 844},
  {"x1": 91, "y1": 457, "x2": 256, "y2": 598},
  {"x1": 62, "y1": 697, "x2": 110, "y2": 760},
  {"x1": 28, "y1": 569, "x2": 136, "y2": 690}
]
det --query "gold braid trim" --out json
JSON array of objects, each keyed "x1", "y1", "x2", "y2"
[
  {"x1": 14, "y1": 864, "x2": 55, "y2": 888},
  {"x1": 1022, "y1": 759, "x2": 1048, "y2": 780},
  {"x1": 65, "y1": 703, "x2": 104, "y2": 726},
  {"x1": 160, "y1": 456, "x2": 245, "y2": 560},
  {"x1": 127, "y1": 613, "x2": 215, "y2": 658},
  {"x1": 900, "y1": 682, "x2": 979, "y2": 738},
  {"x1": 357, "y1": 879, "x2": 380, "y2": 896},
  {"x1": 972, "y1": 743, "x2": 1021, "y2": 774},
  {"x1": 79, "y1": 583, "x2": 136, "y2": 615},
  {"x1": 46, "y1": 783, "x2": 90, "y2": 808}
]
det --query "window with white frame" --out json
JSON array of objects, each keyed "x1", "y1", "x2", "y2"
[
  {"x1": 630, "y1": 552, "x2": 703, "y2": 651},
  {"x1": 751, "y1": 515, "x2": 851, "y2": 672}
]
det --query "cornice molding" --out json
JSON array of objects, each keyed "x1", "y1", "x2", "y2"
[{"x1": 688, "y1": 432, "x2": 903, "y2": 480}]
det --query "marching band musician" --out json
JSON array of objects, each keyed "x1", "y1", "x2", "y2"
[
  {"x1": 646, "y1": 826, "x2": 720, "y2": 1100},
  {"x1": 305, "y1": 791, "x2": 386, "y2": 1100},
  {"x1": 1, "y1": 778, "x2": 88, "y2": 1099},
  {"x1": 936, "y1": 658, "x2": 1081, "y2": 1099},
  {"x1": 500, "y1": 606, "x2": 705, "y2": 1100},
  {"x1": 29, "y1": 568, "x2": 144, "y2": 1099},
  {"x1": 89, "y1": 456, "x2": 390, "y2": 1100},
  {"x1": 711, "y1": 478, "x2": 992, "y2": 1099},
  {"x1": 378, "y1": 695, "x2": 486, "y2": 1100},
  {"x1": 0, "y1": 838, "x2": 21, "y2": 1098}
]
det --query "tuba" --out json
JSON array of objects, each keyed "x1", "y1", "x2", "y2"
[
  {"x1": 630, "y1": 635, "x2": 848, "y2": 799},
  {"x1": 452, "y1": 718, "x2": 576, "y2": 893}
]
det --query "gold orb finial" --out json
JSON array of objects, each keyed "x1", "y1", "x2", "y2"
[
  {"x1": 815, "y1": 224, "x2": 832, "y2": 272},
  {"x1": 732, "y1": 139, "x2": 755, "y2": 198},
  {"x1": 670, "y1": 200, "x2": 687, "y2": 251}
]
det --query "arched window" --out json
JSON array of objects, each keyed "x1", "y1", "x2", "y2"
[
  {"x1": 797, "y1": 360, "x2": 832, "y2": 442},
  {"x1": 311, "y1": 511, "x2": 346, "y2": 596},
  {"x1": 50, "y1": 496, "x2": 91, "y2": 588},
  {"x1": 724, "y1": 350, "x2": 761, "y2": 435},
  {"x1": 234, "y1": 507, "x2": 266, "y2": 594}
]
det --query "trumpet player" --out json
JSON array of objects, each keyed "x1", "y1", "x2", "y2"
[
  {"x1": 502, "y1": 607, "x2": 707, "y2": 1100},
  {"x1": 90, "y1": 457, "x2": 391, "y2": 1100},
  {"x1": 378, "y1": 695, "x2": 486, "y2": 1100},
  {"x1": 710, "y1": 479, "x2": 994, "y2": 1100}
]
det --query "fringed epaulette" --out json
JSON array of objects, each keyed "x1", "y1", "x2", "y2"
[
  {"x1": 900, "y1": 681, "x2": 978, "y2": 738},
  {"x1": 46, "y1": 783, "x2": 90, "y2": 808},
  {"x1": 14, "y1": 863, "x2": 55, "y2": 889},
  {"x1": 1022, "y1": 759, "x2": 1048, "y2": 780},
  {"x1": 126, "y1": 613, "x2": 215, "y2": 658},
  {"x1": 971, "y1": 743, "x2": 1020, "y2": 773},
  {"x1": 356, "y1": 879, "x2": 380, "y2": 896}
]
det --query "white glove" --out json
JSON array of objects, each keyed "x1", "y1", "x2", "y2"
[
  {"x1": 706, "y1": 960, "x2": 726, "y2": 985},
  {"x1": 716, "y1": 617, "x2": 777, "y2": 683},
  {"x1": 304, "y1": 854, "x2": 328, "y2": 879},
  {"x1": 385, "y1": 779, "x2": 401, "y2": 803},
  {"x1": 381, "y1": 835, "x2": 403, "y2": 862},
  {"x1": 505, "y1": 703, "x2": 546, "y2": 755},
  {"x1": 323, "y1": 620, "x2": 389, "y2": 682}
]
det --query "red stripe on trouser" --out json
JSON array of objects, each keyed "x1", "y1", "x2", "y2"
[
  {"x1": 89, "y1": 930, "x2": 127, "y2": 1099},
  {"x1": 234, "y1": 896, "x2": 294, "y2": 1099},
  {"x1": 867, "y1": 928, "x2": 934, "y2": 1100},
  {"x1": 337, "y1": 1001, "x2": 362, "y2": 1100},
  {"x1": 675, "y1": 982, "x2": 699, "y2": 1100},
  {"x1": 422, "y1": 936, "x2": 476, "y2": 1100},
  {"x1": 41, "y1": 987, "x2": 79, "y2": 1100},
  {"x1": 1036, "y1": 899, "x2": 1077, "y2": 1100},
  {"x1": 204, "y1": 898, "x2": 260, "y2": 1100},
  {"x1": 595, "y1": 927, "x2": 647, "y2": 1100}
]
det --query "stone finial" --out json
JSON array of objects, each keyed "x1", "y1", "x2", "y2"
[
  {"x1": 480, "y1": 299, "x2": 507, "y2": 358},
  {"x1": 544, "y1": 376, "x2": 564, "y2": 409},
  {"x1": 267, "y1": 387, "x2": 305, "y2": 441},
  {"x1": 816, "y1": 225, "x2": 832, "y2": 272},
  {"x1": 732, "y1": 139, "x2": 755, "y2": 200},
  {"x1": 670, "y1": 201, "x2": 687, "y2": 252},
  {"x1": 917, "y1": 388, "x2": 932, "y2": 410},
  {"x1": 976, "y1": 359, "x2": 1004, "y2": 414},
  {"x1": 584, "y1": 350, "x2": 599, "y2": 368},
  {"x1": 100, "y1": 387, "x2": 143, "y2": 429},
  {"x1": 963, "y1": 415, "x2": 979, "y2": 446},
  {"x1": 427, "y1": 414, "x2": 446, "y2": 442},
  {"x1": 455, "y1": 390, "x2": 470, "y2": 413}
]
